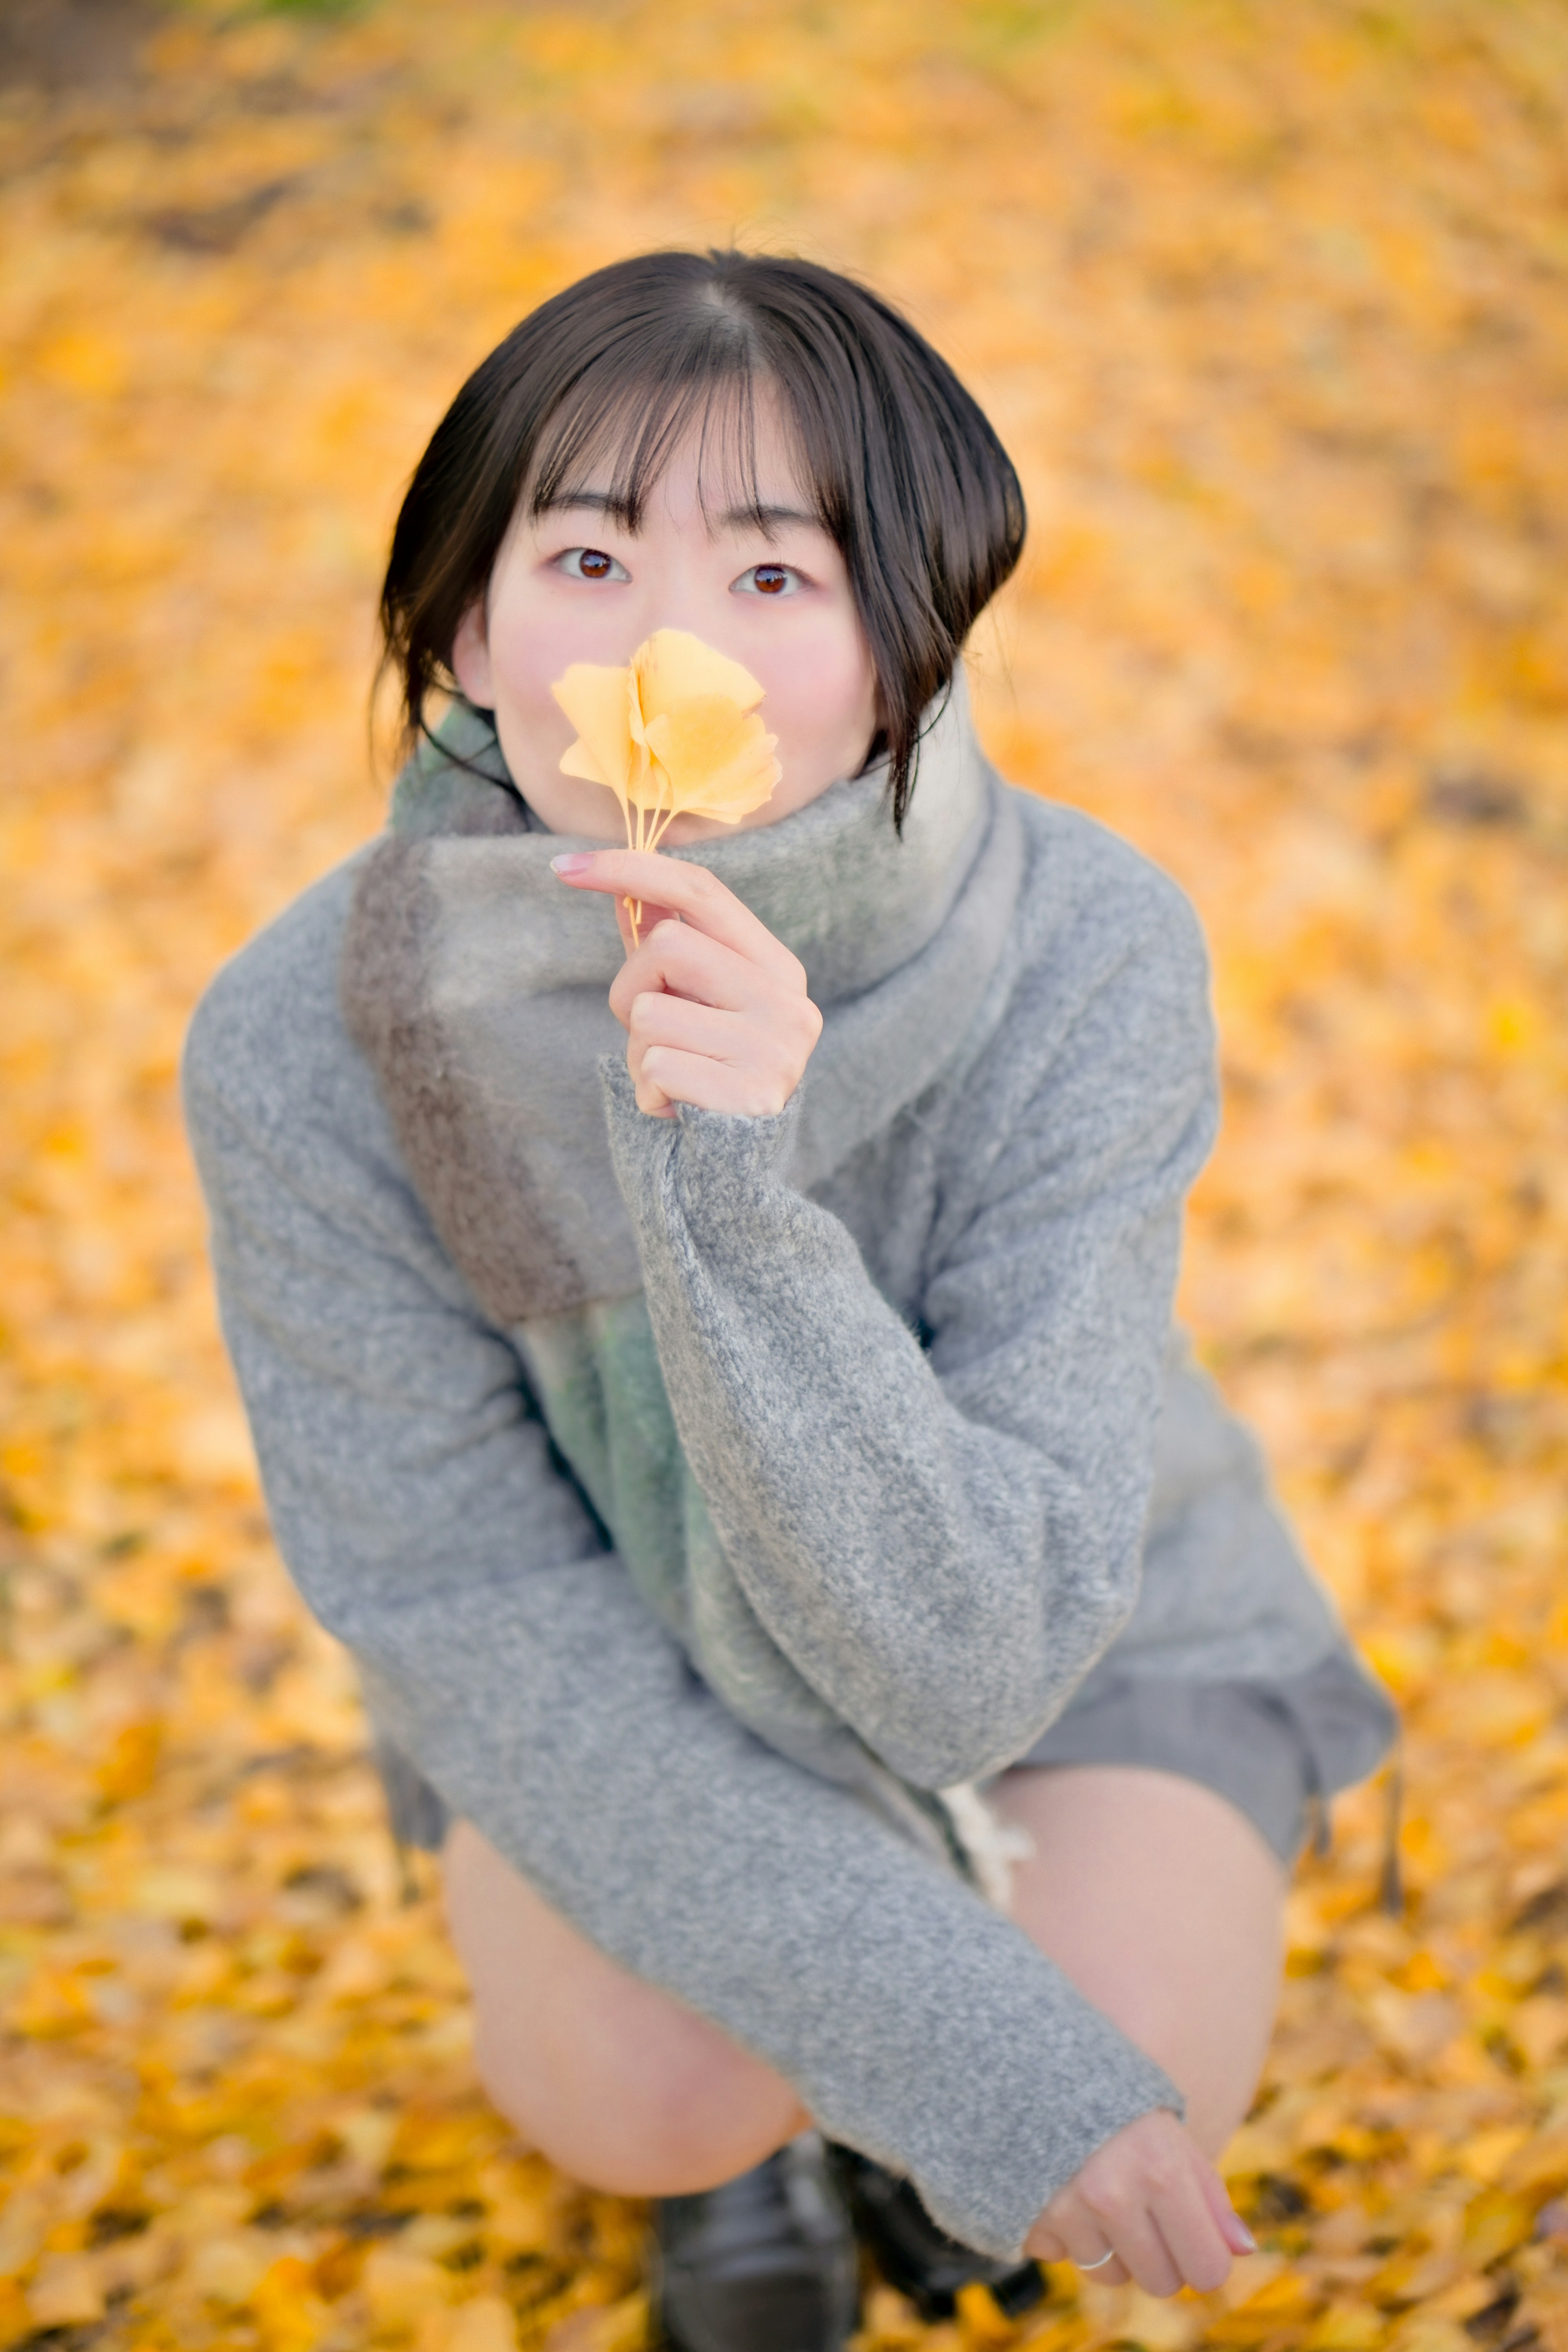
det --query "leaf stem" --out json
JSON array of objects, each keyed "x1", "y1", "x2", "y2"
[
  {"x1": 626, "y1": 767, "x2": 677, "y2": 938},
  {"x1": 624, "y1": 798, "x2": 641, "y2": 948}
]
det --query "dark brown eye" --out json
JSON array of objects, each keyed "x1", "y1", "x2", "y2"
[
  {"x1": 577, "y1": 548, "x2": 614, "y2": 579},
  {"x1": 752, "y1": 564, "x2": 790, "y2": 595}
]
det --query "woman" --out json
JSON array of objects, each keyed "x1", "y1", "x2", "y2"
[{"x1": 184, "y1": 247, "x2": 1396, "y2": 2352}]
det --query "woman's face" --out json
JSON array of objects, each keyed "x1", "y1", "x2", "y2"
[{"x1": 450, "y1": 399, "x2": 880, "y2": 843}]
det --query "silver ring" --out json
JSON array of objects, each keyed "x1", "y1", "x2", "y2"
[{"x1": 1078, "y1": 2249, "x2": 1117, "y2": 2271}]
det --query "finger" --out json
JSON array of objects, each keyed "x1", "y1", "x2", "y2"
[
  {"x1": 1071, "y1": 2249, "x2": 1130, "y2": 2287},
  {"x1": 625, "y1": 996, "x2": 750, "y2": 1081},
  {"x1": 625, "y1": 1002, "x2": 747, "y2": 1091},
  {"x1": 623, "y1": 1031, "x2": 676, "y2": 1117},
  {"x1": 1074, "y1": 2190, "x2": 1181, "y2": 2299},
  {"x1": 608, "y1": 921, "x2": 779, "y2": 1030},
  {"x1": 1100, "y1": 2215, "x2": 1181, "y2": 2300},
  {"x1": 553, "y1": 850, "x2": 804, "y2": 981},
  {"x1": 1147, "y1": 2163, "x2": 1237, "y2": 2296},
  {"x1": 1200, "y1": 2163, "x2": 1258, "y2": 2260},
  {"x1": 1028, "y1": 2189, "x2": 1134, "y2": 2290},
  {"x1": 613, "y1": 892, "x2": 682, "y2": 956},
  {"x1": 636, "y1": 1043, "x2": 800, "y2": 1121},
  {"x1": 627, "y1": 990, "x2": 821, "y2": 1104}
]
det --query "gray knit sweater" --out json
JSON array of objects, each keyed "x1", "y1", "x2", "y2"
[{"x1": 183, "y1": 690, "x2": 1373, "y2": 2257}]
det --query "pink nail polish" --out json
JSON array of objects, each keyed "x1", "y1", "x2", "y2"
[{"x1": 550, "y1": 853, "x2": 594, "y2": 877}]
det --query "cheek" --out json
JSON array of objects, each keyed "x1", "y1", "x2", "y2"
[
  {"x1": 481, "y1": 555, "x2": 640, "y2": 728},
  {"x1": 482, "y1": 594, "x2": 579, "y2": 726},
  {"x1": 761, "y1": 616, "x2": 878, "y2": 754}
]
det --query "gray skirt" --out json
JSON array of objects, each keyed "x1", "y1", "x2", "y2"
[
  {"x1": 370, "y1": 1640, "x2": 1396, "y2": 1875},
  {"x1": 1010, "y1": 1644, "x2": 1397, "y2": 1867}
]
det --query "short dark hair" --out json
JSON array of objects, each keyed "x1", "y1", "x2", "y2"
[{"x1": 379, "y1": 248, "x2": 1026, "y2": 829}]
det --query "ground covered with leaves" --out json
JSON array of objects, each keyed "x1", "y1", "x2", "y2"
[{"x1": 4, "y1": 1, "x2": 1568, "y2": 2346}]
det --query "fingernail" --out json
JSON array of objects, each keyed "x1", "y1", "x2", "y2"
[
  {"x1": 550, "y1": 852, "x2": 594, "y2": 877},
  {"x1": 1232, "y1": 2219, "x2": 1257, "y2": 2254}
]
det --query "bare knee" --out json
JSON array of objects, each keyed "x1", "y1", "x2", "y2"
[
  {"x1": 473, "y1": 1998, "x2": 806, "y2": 2194},
  {"x1": 443, "y1": 1820, "x2": 806, "y2": 2194}
]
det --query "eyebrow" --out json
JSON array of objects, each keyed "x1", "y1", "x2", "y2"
[{"x1": 537, "y1": 491, "x2": 820, "y2": 534}]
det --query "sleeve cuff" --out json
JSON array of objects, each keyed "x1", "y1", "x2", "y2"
[{"x1": 599, "y1": 1055, "x2": 805, "y2": 1232}]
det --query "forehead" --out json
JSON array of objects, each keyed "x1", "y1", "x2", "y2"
[{"x1": 526, "y1": 367, "x2": 831, "y2": 537}]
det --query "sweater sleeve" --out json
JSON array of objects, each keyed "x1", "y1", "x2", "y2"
[
  {"x1": 602, "y1": 861, "x2": 1219, "y2": 1793},
  {"x1": 180, "y1": 896, "x2": 1182, "y2": 2261}
]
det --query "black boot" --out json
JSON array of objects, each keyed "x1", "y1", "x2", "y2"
[
  {"x1": 825, "y1": 2143, "x2": 1046, "y2": 2323},
  {"x1": 653, "y1": 2134, "x2": 860, "y2": 2352}
]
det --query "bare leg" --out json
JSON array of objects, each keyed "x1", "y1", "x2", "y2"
[
  {"x1": 441, "y1": 1818, "x2": 807, "y2": 2195},
  {"x1": 991, "y1": 1766, "x2": 1286, "y2": 2156},
  {"x1": 440, "y1": 1765, "x2": 1284, "y2": 2198}
]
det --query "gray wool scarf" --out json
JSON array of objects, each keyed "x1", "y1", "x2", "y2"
[{"x1": 340, "y1": 679, "x2": 1029, "y2": 1872}]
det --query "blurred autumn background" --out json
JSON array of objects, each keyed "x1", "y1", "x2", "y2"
[{"x1": 4, "y1": 0, "x2": 1568, "y2": 2347}]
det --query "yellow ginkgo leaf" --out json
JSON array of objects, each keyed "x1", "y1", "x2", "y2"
[
  {"x1": 641, "y1": 696, "x2": 780, "y2": 823},
  {"x1": 633, "y1": 628, "x2": 766, "y2": 723},
  {"x1": 552, "y1": 662, "x2": 647, "y2": 807},
  {"x1": 550, "y1": 628, "x2": 782, "y2": 941}
]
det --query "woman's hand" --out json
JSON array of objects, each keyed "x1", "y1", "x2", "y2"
[
  {"x1": 551, "y1": 849, "x2": 823, "y2": 1120},
  {"x1": 1025, "y1": 2109, "x2": 1255, "y2": 2297}
]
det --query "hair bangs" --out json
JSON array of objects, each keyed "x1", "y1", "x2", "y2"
[{"x1": 525, "y1": 343, "x2": 826, "y2": 544}]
